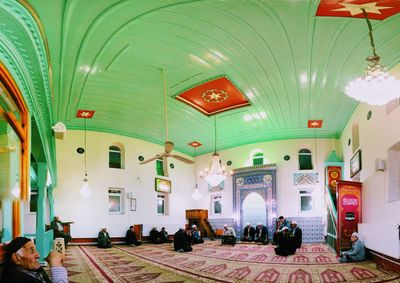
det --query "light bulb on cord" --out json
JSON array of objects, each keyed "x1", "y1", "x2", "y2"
[
  {"x1": 191, "y1": 146, "x2": 202, "y2": 201},
  {"x1": 80, "y1": 117, "x2": 92, "y2": 198}
]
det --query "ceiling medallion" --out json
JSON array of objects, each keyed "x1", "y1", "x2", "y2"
[{"x1": 202, "y1": 89, "x2": 229, "y2": 103}]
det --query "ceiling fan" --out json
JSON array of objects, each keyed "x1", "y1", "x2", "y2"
[{"x1": 139, "y1": 69, "x2": 194, "y2": 176}]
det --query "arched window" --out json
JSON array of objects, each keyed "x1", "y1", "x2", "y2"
[
  {"x1": 253, "y1": 152, "x2": 264, "y2": 165},
  {"x1": 109, "y1": 145, "x2": 123, "y2": 169},
  {"x1": 156, "y1": 158, "x2": 164, "y2": 176},
  {"x1": 299, "y1": 148, "x2": 313, "y2": 170}
]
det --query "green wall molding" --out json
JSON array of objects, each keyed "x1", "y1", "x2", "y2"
[{"x1": 0, "y1": 0, "x2": 57, "y2": 185}]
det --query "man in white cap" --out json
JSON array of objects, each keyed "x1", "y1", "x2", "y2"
[
  {"x1": 339, "y1": 232, "x2": 366, "y2": 263},
  {"x1": 289, "y1": 221, "x2": 302, "y2": 249},
  {"x1": 254, "y1": 222, "x2": 268, "y2": 244},
  {"x1": 274, "y1": 226, "x2": 296, "y2": 256},
  {"x1": 221, "y1": 224, "x2": 236, "y2": 246},
  {"x1": 191, "y1": 224, "x2": 204, "y2": 244},
  {"x1": 241, "y1": 222, "x2": 255, "y2": 242}
]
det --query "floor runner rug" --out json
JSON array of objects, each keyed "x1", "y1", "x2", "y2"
[{"x1": 70, "y1": 242, "x2": 400, "y2": 282}]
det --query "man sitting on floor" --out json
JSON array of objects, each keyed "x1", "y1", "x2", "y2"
[
  {"x1": 221, "y1": 224, "x2": 236, "y2": 246},
  {"x1": 149, "y1": 227, "x2": 161, "y2": 244},
  {"x1": 126, "y1": 225, "x2": 142, "y2": 246},
  {"x1": 289, "y1": 221, "x2": 302, "y2": 250},
  {"x1": 98, "y1": 227, "x2": 112, "y2": 248},
  {"x1": 191, "y1": 225, "x2": 204, "y2": 244},
  {"x1": 51, "y1": 215, "x2": 72, "y2": 247},
  {"x1": 339, "y1": 232, "x2": 366, "y2": 263},
  {"x1": 242, "y1": 222, "x2": 255, "y2": 242},
  {"x1": 254, "y1": 222, "x2": 268, "y2": 244},
  {"x1": 159, "y1": 227, "x2": 173, "y2": 243},
  {"x1": 1, "y1": 236, "x2": 68, "y2": 283},
  {"x1": 174, "y1": 226, "x2": 193, "y2": 252},
  {"x1": 274, "y1": 226, "x2": 297, "y2": 256}
]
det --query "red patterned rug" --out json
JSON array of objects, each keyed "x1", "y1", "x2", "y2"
[{"x1": 64, "y1": 242, "x2": 400, "y2": 282}]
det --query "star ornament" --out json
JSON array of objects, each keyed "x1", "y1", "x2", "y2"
[
  {"x1": 316, "y1": 0, "x2": 400, "y2": 20},
  {"x1": 76, "y1": 110, "x2": 95, "y2": 118},
  {"x1": 308, "y1": 120, "x2": 323, "y2": 128},
  {"x1": 188, "y1": 141, "x2": 202, "y2": 148},
  {"x1": 332, "y1": 2, "x2": 392, "y2": 15}
]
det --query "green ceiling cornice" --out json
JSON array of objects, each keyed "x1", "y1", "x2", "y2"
[{"x1": 0, "y1": 0, "x2": 57, "y2": 185}]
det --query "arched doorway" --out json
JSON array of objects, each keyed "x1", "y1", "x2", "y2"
[{"x1": 242, "y1": 192, "x2": 266, "y2": 227}]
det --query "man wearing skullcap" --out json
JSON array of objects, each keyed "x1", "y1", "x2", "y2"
[
  {"x1": 339, "y1": 232, "x2": 366, "y2": 263},
  {"x1": 221, "y1": 224, "x2": 236, "y2": 246},
  {"x1": 289, "y1": 221, "x2": 302, "y2": 249},
  {"x1": 1, "y1": 236, "x2": 68, "y2": 283},
  {"x1": 254, "y1": 222, "x2": 268, "y2": 244},
  {"x1": 241, "y1": 223, "x2": 255, "y2": 242},
  {"x1": 191, "y1": 225, "x2": 204, "y2": 244}
]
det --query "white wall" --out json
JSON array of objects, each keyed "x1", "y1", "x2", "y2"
[
  {"x1": 340, "y1": 101, "x2": 400, "y2": 257},
  {"x1": 194, "y1": 138, "x2": 335, "y2": 221},
  {"x1": 52, "y1": 130, "x2": 196, "y2": 238},
  {"x1": 340, "y1": 102, "x2": 400, "y2": 225}
]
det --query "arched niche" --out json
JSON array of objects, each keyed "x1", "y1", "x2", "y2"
[{"x1": 233, "y1": 166, "x2": 277, "y2": 240}]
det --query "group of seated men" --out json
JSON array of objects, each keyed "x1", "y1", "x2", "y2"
[
  {"x1": 149, "y1": 227, "x2": 174, "y2": 244},
  {"x1": 242, "y1": 222, "x2": 268, "y2": 244},
  {"x1": 226, "y1": 216, "x2": 302, "y2": 257},
  {"x1": 97, "y1": 226, "x2": 143, "y2": 248}
]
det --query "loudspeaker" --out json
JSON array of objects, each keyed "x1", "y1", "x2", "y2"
[
  {"x1": 52, "y1": 122, "x2": 67, "y2": 140},
  {"x1": 375, "y1": 158, "x2": 385, "y2": 172},
  {"x1": 127, "y1": 192, "x2": 134, "y2": 199}
]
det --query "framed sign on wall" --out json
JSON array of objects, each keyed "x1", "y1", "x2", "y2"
[{"x1": 350, "y1": 149, "x2": 361, "y2": 178}]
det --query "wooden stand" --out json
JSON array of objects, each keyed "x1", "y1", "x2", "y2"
[{"x1": 186, "y1": 209, "x2": 215, "y2": 240}]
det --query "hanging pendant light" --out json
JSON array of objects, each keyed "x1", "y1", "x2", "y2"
[
  {"x1": 345, "y1": 8, "x2": 400, "y2": 105},
  {"x1": 200, "y1": 116, "x2": 226, "y2": 187},
  {"x1": 191, "y1": 147, "x2": 202, "y2": 200},
  {"x1": 80, "y1": 118, "x2": 92, "y2": 197}
]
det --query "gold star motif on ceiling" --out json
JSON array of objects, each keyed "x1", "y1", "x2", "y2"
[
  {"x1": 332, "y1": 2, "x2": 393, "y2": 16},
  {"x1": 80, "y1": 111, "x2": 91, "y2": 117},
  {"x1": 202, "y1": 89, "x2": 229, "y2": 103}
]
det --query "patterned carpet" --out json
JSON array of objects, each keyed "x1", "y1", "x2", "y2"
[{"x1": 63, "y1": 241, "x2": 400, "y2": 283}]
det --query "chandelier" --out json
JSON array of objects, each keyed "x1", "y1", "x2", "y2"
[
  {"x1": 80, "y1": 118, "x2": 92, "y2": 197},
  {"x1": 200, "y1": 116, "x2": 226, "y2": 187},
  {"x1": 345, "y1": 8, "x2": 400, "y2": 105}
]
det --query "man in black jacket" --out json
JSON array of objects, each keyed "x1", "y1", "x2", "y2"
[
  {"x1": 289, "y1": 221, "x2": 302, "y2": 249},
  {"x1": 173, "y1": 227, "x2": 192, "y2": 252},
  {"x1": 50, "y1": 216, "x2": 71, "y2": 247},
  {"x1": 254, "y1": 222, "x2": 268, "y2": 244},
  {"x1": 242, "y1": 223, "x2": 255, "y2": 242},
  {"x1": 126, "y1": 226, "x2": 142, "y2": 246}
]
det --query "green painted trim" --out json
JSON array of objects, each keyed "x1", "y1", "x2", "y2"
[{"x1": 0, "y1": 1, "x2": 57, "y2": 187}]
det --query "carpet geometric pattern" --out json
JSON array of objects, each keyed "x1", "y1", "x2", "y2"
[{"x1": 63, "y1": 242, "x2": 400, "y2": 282}]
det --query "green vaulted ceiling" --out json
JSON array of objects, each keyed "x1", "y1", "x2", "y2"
[{"x1": 24, "y1": 1, "x2": 400, "y2": 155}]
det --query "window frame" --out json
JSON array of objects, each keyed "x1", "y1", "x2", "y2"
[
  {"x1": 298, "y1": 148, "x2": 313, "y2": 170},
  {"x1": 299, "y1": 188, "x2": 314, "y2": 213},
  {"x1": 108, "y1": 145, "x2": 123, "y2": 169},
  {"x1": 211, "y1": 194, "x2": 222, "y2": 215},
  {"x1": 157, "y1": 193, "x2": 168, "y2": 215},
  {"x1": 108, "y1": 188, "x2": 124, "y2": 214}
]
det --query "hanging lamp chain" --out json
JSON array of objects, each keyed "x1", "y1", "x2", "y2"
[
  {"x1": 84, "y1": 118, "x2": 87, "y2": 177},
  {"x1": 194, "y1": 147, "x2": 198, "y2": 188},
  {"x1": 214, "y1": 116, "x2": 217, "y2": 154},
  {"x1": 361, "y1": 8, "x2": 378, "y2": 58}
]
